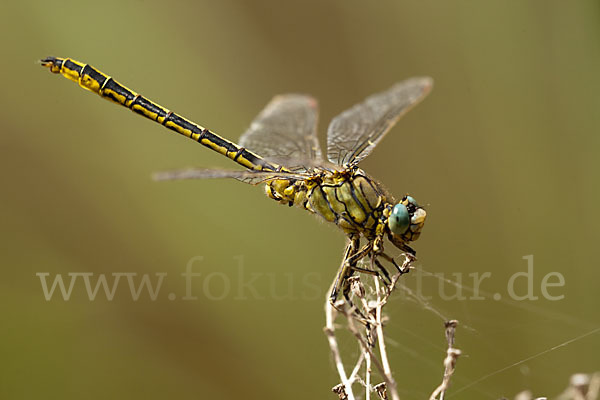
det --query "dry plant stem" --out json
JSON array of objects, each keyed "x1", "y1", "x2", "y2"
[
  {"x1": 346, "y1": 309, "x2": 400, "y2": 400},
  {"x1": 325, "y1": 253, "x2": 412, "y2": 400},
  {"x1": 589, "y1": 373, "x2": 600, "y2": 400},
  {"x1": 325, "y1": 301, "x2": 356, "y2": 400},
  {"x1": 429, "y1": 320, "x2": 461, "y2": 400},
  {"x1": 372, "y1": 256, "x2": 413, "y2": 399},
  {"x1": 375, "y1": 273, "x2": 398, "y2": 379},
  {"x1": 344, "y1": 275, "x2": 401, "y2": 400},
  {"x1": 349, "y1": 352, "x2": 366, "y2": 383},
  {"x1": 326, "y1": 251, "x2": 463, "y2": 400},
  {"x1": 370, "y1": 255, "x2": 413, "y2": 399},
  {"x1": 366, "y1": 345, "x2": 372, "y2": 400}
]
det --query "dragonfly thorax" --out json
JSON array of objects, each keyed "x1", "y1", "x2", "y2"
[
  {"x1": 266, "y1": 169, "x2": 388, "y2": 236},
  {"x1": 265, "y1": 169, "x2": 426, "y2": 252}
]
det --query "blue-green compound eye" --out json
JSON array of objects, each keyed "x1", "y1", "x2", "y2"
[{"x1": 389, "y1": 203, "x2": 410, "y2": 235}]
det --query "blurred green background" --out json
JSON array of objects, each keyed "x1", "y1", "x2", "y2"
[{"x1": 2, "y1": 0, "x2": 599, "y2": 398}]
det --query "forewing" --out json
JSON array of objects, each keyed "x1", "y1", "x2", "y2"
[
  {"x1": 239, "y1": 94, "x2": 323, "y2": 162},
  {"x1": 326, "y1": 77, "x2": 433, "y2": 166},
  {"x1": 153, "y1": 168, "x2": 309, "y2": 185}
]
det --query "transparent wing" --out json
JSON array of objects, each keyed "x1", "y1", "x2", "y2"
[
  {"x1": 153, "y1": 168, "x2": 310, "y2": 185},
  {"x1": 239, "y1": 94, "x2": 323, "y2": 162},
  {"x1": 326, "y1": 77, "x2": 433, "y2": 167},
  {"x1": 262, "y1": 156, "x2": 343, "y2": 173}
]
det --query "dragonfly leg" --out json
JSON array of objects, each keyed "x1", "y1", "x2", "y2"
[
  {"x1": 329, "y1": 236, "x2": 360, "y2": 306},
  {"x1": 392, "y1": 241, "x2": 416, "y2": 257},
  {"x1": 340, "y1": 241, "x2": 376, "y2": 291},
  {"x1": 329, "y1": 236, "x2": 373, "y2": 322},
  {"x1": 348, "y1": 265, "x2": 378, "y2": 276},
  {"x1": 341, "y1": 281, "x2": 369, "y2": 323},
  {"x1": 380, "y1": 251, "x2": 414, "y2": 275},
  {"x1": 372, "y1": 256, "x2": 392, "y2": 286},
  {"x1": 345, "y1": 241, "x2": 394, "y2": 287},
  {"x1": 345, "y1": 241, "x2": 373, "y2": 266}
]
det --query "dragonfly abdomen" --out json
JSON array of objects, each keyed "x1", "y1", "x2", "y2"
[{"x1": 41, "y1": 57, "x2": 277, "y2": 172}]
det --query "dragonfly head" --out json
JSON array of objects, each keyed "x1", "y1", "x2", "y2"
[{"x1": 387, "y1": 196, "x2": 426, "y2": 244}]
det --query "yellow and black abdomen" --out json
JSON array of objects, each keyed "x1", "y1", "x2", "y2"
[{"x1": 41, "y1": 57, "x2": 277, "y2": 172}]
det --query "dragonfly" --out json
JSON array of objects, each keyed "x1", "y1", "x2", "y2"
[{"x1": 40, "y1": 56, "x2": 432, "y2": 308}]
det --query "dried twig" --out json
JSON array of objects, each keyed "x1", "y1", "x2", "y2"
[
  {"x1": 325, "y1": 254, "x2": 412, "y2": 400},
  {"x1": 325, "y1": 299, "x2": 356, "y2": 400},
  {"x1": 429, "y1": 320, "x2": 461, "y2": 400},
  {"x1": 326, "y1": 251, "x2": 461, "y2": 400}
]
